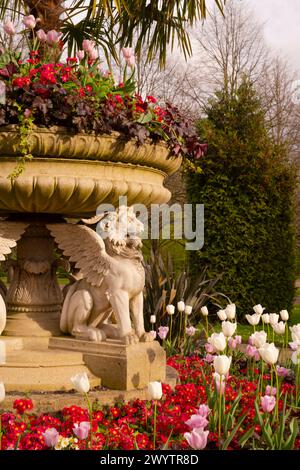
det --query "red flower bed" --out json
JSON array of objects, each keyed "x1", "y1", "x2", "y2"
[{"x1": 0, "y1": 355, "x2": 299, "y2": 450}]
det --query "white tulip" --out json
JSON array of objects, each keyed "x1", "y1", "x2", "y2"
[
  {"x1": 290, "y1": 324, "x2": 300, "y2": 342},
  {"x1": 208, "y1": 332, "x2": 226, "y2": 352},
  {"x1": 225, "y1": 304, "x2": 236, "y2": 320},
  {"x1": 269, "y1": 313, "x2": 279, "y2": 325},
  {"x1": 166, "y1": 305, "x2": 175, "y2": 315},
  {"x1": 148, "y1": 381, "x2": 163, "y2": 400},
  {"x1": 258, "y1": 343, "x2": 279, "y2": 365},
  {"x1": 185, "y1": 305, "x2": 193, "y2": 315},
  {"x1": 250, "y1": 330, "x2": 267, "y2": 348},
  {"x1": 70, "y1": 372, "x2": 90, "y2": 394},
  {"x1": 261, "y1": 313, "x2": 270, "y2": 324},
  {"x1": 272, "y1": 321, "x2": 286, "y2": 336},
  {"x1": 280, "y1": 310, "x2": 289, "y2": 321},
  {"x1": 245, "y1": 313, "x2": 261, "y2": 326},
  {"x1": 213, "y1": 355, "x2": 232, "y2": 376},
  {"x1": 217, "y1": 309, "x2": 227, "y2": 321},
  {"x1": 253, "y1": 304, "x2": 265, "y2": 315},
  {"x1": 291, "y1": 348, "x2": 300, "y2": 365},
  {"x1": 177, "y1": 301, "x2": 185, "y2": 312},
  {"x1": 221, "y1": 321, "x2": 237, "y2": 337},
  {"x1": 0, "y1": 381, "x2": 5, "y2": 402},
  {"x1": 201, "y1": 306, "x2": 209, "y2": 316},
  {"x1": 150, "y1": 315, "x2": 156, "y2": 324}
]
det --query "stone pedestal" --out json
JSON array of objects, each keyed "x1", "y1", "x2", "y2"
[
  {"x1": 4, "y1": 223, "x2": 62, "y2": 337},
  {"x1": 49, "y1": 337, "x2": 166, "y2": 391},
  {"x1": 0, "y1": 336, "x2": 101, "y2": 392}
]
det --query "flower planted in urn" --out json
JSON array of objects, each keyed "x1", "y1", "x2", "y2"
[{"x1": 0, "y1": 19, "x2": 207, "y2": 182}]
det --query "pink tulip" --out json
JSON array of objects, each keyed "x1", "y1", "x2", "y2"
[
  {"x1": 265, "y1": 385, "x2": 276, "y2": 396},
  {"x1": 197, "y1": 404, "x2": 211, "y2": 418},
  {"x1": 228, "y1": 337, "x2": 238, "y2": 350},
  {"x1": 248, "y1": 336, "x2": 255, "y2": 346},
  {"x1": 235, "y1": 335, "x2": 242, "y2": 345},
  {"x1": 186, "y1": 326, "x2": 196, "y2": 337},
  {"x1": 204, "y1": 354, "x2": 215, "y2": 363},
  {"x1": 260, "y1": 395, "x2": 276, "y2": 413},
  {"x1": 205, "y1": 343, "x2": 215, "y2": 353},
  {"x1": 88, "y1": 48, "x2": 98, "y2": 61},
  {"x1": 73, "y1": 421, "x2": 90, "y2": 440},
  {"x1": 42, "y1": 428, "x2": 59, "y2": 447},
  {"x1": 122, "y1": 47, "x2": 134, "y2": 59},
  {"x1": 185, "y1": 415, "x2": 208, "y2": 429},
  {"x1": 158, "y1": 326, "x2": 169, "y2": 340},
  {"x1": 22, "y1": 15, "x2": 37, "y2": 29},
  {"x1": 36, "y1": 29, "x2": 47, "y2": 42},
  {"x1": 82, "y1": 39, "x2": 95, "y2": 53},
  {"x1": 289, "y1": 341, "x2": 300, "y2": 351},
  {"x1": 77, "y1": 50, "x2": 85, "y2": 61},
  {"x1": 126, "y1": 56, "x2": 135, "y2": 67},
  {"x1": 46, "y1": 30, "x2": 62, "y2": 45},
  {"x1": 184, "y1": 428, "x2": 209, "y2": 450},
  {"x1": 4, "y1": 20, "x2": 15, "y2": 35},
  {"x1": 276, "y1": 366, "x2": 290, "y2": 377},
  {"x1": 246, "y1": 344, "x2": 258, "y2": 358},
  {"x1": 254, "y1": 350, "x2": 260, "y2": 361}
]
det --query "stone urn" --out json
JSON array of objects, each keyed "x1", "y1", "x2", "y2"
[
  {"x1": 0, "y1": 126, "x2": 181, "y2": 338},
  {"x1": 0, "y1": 125, "x2": 180, "y2": 216}
]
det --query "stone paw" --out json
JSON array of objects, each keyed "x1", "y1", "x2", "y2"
[
  {"x1": 122, "y1": 332, "x2": 139, "y2": 345},
  {"x1": 74, "y1": 327, "x2": 106, "y2": 342},
  {"x1": 139, "y1": 331, "x2": 155, "y2": 343}
]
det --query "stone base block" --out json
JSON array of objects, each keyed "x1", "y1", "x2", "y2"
[
  {"x1": 49, "y1": 337, "x2": 166, "y2": 391},
  {"x1": 0, "y1": 337, "x2": 101, "y2": 392}
]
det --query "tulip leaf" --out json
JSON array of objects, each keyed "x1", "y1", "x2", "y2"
[
  {"x1": 239, "y1": 427, "x2": 255, "y2": 448},
  {"x1": 222, "y1": 414, "x2": 246, "y2": 450}
]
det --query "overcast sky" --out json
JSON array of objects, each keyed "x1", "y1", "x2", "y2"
[{"x1": 236, "y1": 0, "x2": 300, "y2": 72}]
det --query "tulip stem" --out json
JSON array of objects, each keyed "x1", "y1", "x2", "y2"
[
  {"x1": 285, "y1": 324, "x2": 289, "y2": 349},
  {"x1": 205, "y1": 316, "x2": 209, "y2": 339},
  {"x1": 169, "y1": 315, "x2": 173, "y2": 344},
  {"x1": 273, "y1": 366, "x2": 279, "y2": 421},
  {"x1": 218, "y1": 382, "x2": 222, "y2": 439},
  {"x1": 153, "y1": 400, "x2": 157, "y2": 450},
  {"x1": 296, "y1": 365, "x2": 300, "y2": 407},
  {"x1": 179, "y1": 313, "x2": 183, "y2": 349},
  {"x1": 260, "y1": 360, "x2": 264, "y2": 395},
  {"x1": 84, "y1": 393, "x2": 93, "y2": 450}
]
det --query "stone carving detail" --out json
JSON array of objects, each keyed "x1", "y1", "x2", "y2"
[
  {"x1": 0, "y1": 127, "x2": 181, "y2": 216},
  {"x1": 0, "y1": 221, "x2": 29, "y2": 334},
  {"x1": 47, "y1": 207, "x2": 154, "y2": 344}
]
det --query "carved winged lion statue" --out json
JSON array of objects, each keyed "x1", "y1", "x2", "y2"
[
  {"x1": 0, "y1": 221, "x2": 29, "y2": 335},
  {"x1": 47, "y1": 206, "x2": 153, "y2": 345}
]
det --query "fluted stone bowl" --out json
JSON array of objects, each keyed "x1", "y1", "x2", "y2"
[{"x1": 0, "y1": 126, "x2": 181, "y2": 217}]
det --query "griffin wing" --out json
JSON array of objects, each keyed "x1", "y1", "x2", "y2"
[
  {"x1": 47, "y1": 224, "x2": 111, "y2": 287},
  {"x1": 0, "y1": 221, "x2": 29, "y2": 261}
]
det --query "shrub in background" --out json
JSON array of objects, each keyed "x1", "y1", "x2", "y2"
[{"x1": 187, "y1": 79, "x2": 296, "y2": 317}]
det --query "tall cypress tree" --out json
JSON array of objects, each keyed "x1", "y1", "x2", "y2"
[{"x1": 187, "y1": 79, "x2": 296, "y2": 316}]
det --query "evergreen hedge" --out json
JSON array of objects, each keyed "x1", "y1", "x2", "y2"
[{"x1": 187, "y1": 81, "x2": 296, "y2": 316}]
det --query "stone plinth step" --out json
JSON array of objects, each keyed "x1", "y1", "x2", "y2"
[
  {"x1": 0, "y1": 347, "x2": 101, "y2": 392},
  {"x1": 6, "y1": 349, "x2": 85, "y2": 367},
  {"x1": 49, "y1": 336, "x2": 166, "y2": 391},
  {"x1": 1, "y1": 366, "x2": 179, "y2": 414}
]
